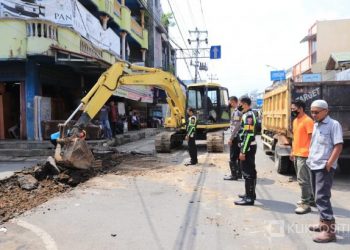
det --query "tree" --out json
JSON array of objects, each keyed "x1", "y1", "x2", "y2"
[{"x1": 161, "y1": 13, "x2": 175, "y2": 28}]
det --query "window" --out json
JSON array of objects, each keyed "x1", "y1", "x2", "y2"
[
  {"x1": 187, "y1": 89, "x2": 202, "y2": 109},
  {"x1": 207, "y1": 89, "x2": 218, "y2": 107},
  {"x1": 220, "y1": 89, "x2": 229, "y2": 107}
]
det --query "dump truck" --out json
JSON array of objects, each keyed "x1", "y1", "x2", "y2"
[
  {"x1": 54, "y1": 62, "x2": 230, "y2": 169},
  {"x1": 261, "y1": 81, "x2": 350, "y2": 174}
]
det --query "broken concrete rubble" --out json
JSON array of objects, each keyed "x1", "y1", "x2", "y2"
[{"x1": 17, "y1": 174, "x2": 38, "y2": 191}]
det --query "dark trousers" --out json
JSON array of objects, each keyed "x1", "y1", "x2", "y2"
[
  {"x1": 188, "y1": 136, "x2": 198, "y2": 164},
  {"x1": 229, "y1": 137, "x2": 241, "y2": 176},
  {"x1": 311, "y1": 168, "x2": 335, "y2": 221},
  {"x1": 241, "y1": 145, "x2": 257, "y2": 180},
  {"x1": 111, "y1": 121, "x2": 117, "y2": 136}
]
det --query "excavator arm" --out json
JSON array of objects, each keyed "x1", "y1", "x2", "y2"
[
  {"x1": 55, "y1": 62, "x2": 187, "y2": 169},
  {"x1": 74, "y1": 62, "x2": 186, "y2": 131}
]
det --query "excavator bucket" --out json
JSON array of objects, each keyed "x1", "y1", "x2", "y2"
[{"x1": 54, "y1": 137, "x2": 95, "y2": 170}]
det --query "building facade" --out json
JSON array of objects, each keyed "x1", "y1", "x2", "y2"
[
  {"x1": 292, "y1": 19, "x2": 350, "y2": 82},
  {"x1": 0, "y1": 0, "x2": 173, "y2": 140}
]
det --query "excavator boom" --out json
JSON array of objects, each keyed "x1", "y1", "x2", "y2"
[{"x1": 55, "y1": 62, "x2": 186, "y2": 169}]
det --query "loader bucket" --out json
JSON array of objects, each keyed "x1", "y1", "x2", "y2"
[{"x1": 54, "y1": 137, "x2": 95, "y2": 170}]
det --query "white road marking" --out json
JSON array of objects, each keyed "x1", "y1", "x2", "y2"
[{"x1": 12, "y1": 219, "x2": 58, "y2": 250}]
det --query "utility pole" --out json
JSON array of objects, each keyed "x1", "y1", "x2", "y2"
[
  {"x1": 208, "y1": 73, "x2": 218, "y2": 82},
  {"x1": 188, "y1": 27, "x2": 208, "y2": 83}
]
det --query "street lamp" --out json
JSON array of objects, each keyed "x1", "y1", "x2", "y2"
[{"x1": 265, "y1": 64, "x2": 278, "y2": 70}]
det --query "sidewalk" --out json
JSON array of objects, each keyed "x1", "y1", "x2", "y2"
[{"x1": 0, "y1": 128, "x2": 162, "y2": 180}]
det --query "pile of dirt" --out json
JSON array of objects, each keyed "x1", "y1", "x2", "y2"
[
  {"x1": 0, "y1": 176, "x2": 69, "y2": 223},
  {"x1": 0, "y1": 152, "x2": 140, "y2": 224}
]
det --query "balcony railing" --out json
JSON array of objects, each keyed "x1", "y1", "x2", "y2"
[
  {"x1": 131, "y1": 17, "x2": 143, "y2": 37},
  {"x1": 293, "y1": 55, "x2": 311, "y2": 79},
  {"x1": 26, "y1": 20, "x2": 57, "y2": 40}
]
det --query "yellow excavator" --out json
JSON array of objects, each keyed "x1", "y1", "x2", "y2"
[{"x1": 54, "y1": 62, "x2": 230, "y2": 169}]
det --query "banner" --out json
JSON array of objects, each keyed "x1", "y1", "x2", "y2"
[
  {"x1": 0, "y1": 0, "x2": 120, "y2": 56},
  {"x1": 114, "y1": 86, "x2": 153, "y2": 103}
]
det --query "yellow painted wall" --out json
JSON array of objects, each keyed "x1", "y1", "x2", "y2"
[
  {"x1": 120, "y1": 6, "x2": 131, "y2": 32},
  {"x1": 57, "y1": 27, "x2": 81, "y2": 53},
  {"x1": 0, "y1": 19, "x2": 27, "y2": 59},
  {"x1": 0, "y1": 19, "x2": 119, "y2": 65},
  {"x1": 27, "y1": 36, "x2": 58, "y2": 55}
]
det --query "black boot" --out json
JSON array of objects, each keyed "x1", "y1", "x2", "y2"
[
  {"x1": 238, "y1": 193, "x2": 256, "y2": 200},
  {"x1": 238, "y1": 179, "x2": 256, "y2": 200},
  {"x1": 236, "y1": 164, "x2": 243, "y2": 179},
  {"x1": 234, "y1": 179, "x2": 255, "y2": 206},
  {"x1": 224, "y1": 161, "x2": 238, "y2": 180}
]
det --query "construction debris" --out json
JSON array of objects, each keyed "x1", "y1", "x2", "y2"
[
  {"x1": 0, "y1": 152, "x2": 136, "y2": 224},
  {"x1": 17, "y1": 174, "x2": 38, "y2": 191}
]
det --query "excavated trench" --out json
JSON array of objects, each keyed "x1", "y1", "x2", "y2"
[{"x1": 0, "y1": 151, "x2": 152, "y2": 224}]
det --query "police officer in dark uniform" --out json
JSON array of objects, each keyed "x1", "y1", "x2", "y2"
[
  {"x1": 185, "y1": 107, "x2": 198, "y2": 166},
  {"x1": 234, "y1": 96, "x2": 257, "y2": 206},
  {"x1": 224, "y1": 96, "x2": 243, "y2": 180}
]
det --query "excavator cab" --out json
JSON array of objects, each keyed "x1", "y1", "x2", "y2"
[
  {"x1": 186, "y1": 83, "x2": 230, "y2": 150},
  {"x1": 186, "y1": 83, "x2": 230, "y2": 126}
]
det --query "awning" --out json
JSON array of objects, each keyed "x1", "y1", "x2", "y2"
[
  {"x1": 326, "y1": 52, "x2": 350, "y2": 70},
  {"x1": 300, "y1": 34, "x2": 316, "y2": 43},
  {"x1": 50, "y1": 45, "x2": 112, "y2": 75}
]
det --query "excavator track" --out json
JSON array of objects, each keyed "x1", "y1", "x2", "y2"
[
  {"x1": 206, "y1": 130, "x2": 225, "y2": 152},
  {"x1": 155, "y1": 131, "x2": 174, "y2": 153},
  {"x1": 155, "y1": 131, "x2": 184, "y2": 153}
]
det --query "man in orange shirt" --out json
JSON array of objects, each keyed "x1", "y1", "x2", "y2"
[{"x1": 290, "y1": 100, "x2": 314, "y2": 214}]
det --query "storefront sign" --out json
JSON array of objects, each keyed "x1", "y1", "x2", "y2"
[{"x1": 114, "y1": 86, "x2": 153, "y2": 103}]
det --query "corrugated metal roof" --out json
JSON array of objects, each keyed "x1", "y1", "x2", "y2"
[{"x1": 326, "y1": 52, "x2": 350, "y2": 70}]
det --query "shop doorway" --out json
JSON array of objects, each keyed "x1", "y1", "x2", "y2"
[{"x1": 0, "y1": 82, "x2": 22, "y2": 139}]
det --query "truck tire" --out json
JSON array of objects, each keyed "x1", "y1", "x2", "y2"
[{"x1": 274, "y1": 150, "x2": 290, "y2": 174}]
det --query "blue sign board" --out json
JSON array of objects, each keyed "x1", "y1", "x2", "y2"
[
  {"x1": 270, "y1": 70, "x2": 286, "y2": 81},
  {"x1": 302, "y1": 73, "x2": 322, "y2": 82},
  {"x1": 256, "y1": 98, "x2": 263, "y2": 107},
  {"x1": 210, "y1": 46, "x2": 221, "y2": 59}
]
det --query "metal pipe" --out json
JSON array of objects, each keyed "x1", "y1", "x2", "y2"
[{"x1": 64, "y1": 103, "x2": 83, "y2": 126}]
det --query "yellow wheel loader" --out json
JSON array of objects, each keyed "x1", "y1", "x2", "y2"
[{"x1": 55, "y1": 62, "x2": 230, "y2": 169}]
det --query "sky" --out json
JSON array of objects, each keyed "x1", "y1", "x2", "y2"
[{"x1": 160, "y1": 0, "x2": 350, "y2": 97}]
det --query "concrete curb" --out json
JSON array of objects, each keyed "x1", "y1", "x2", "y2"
[{"x1": 0, "y1": 128, "x2": 163, "y2": 161}]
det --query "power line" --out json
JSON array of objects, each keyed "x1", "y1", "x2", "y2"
[
  {"x1": 166, "y1": 0, "x2": 194, "y2": 79},
  {"x1": 199, "y1": 0, "x2": 208, "y2": 30},
  {"x1": 186, "y1": 0, "x2": 196, "y2": 28},
  {"x1": 138, "y1": 0, "x2": 193, "y2": 78}
]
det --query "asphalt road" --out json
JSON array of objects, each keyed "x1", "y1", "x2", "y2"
[{"x1": 1, "y1": 134, "x2": 350, "y2": 250}]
